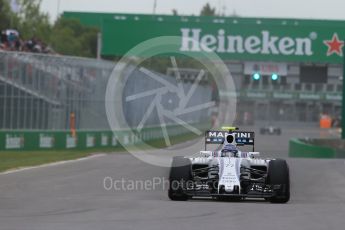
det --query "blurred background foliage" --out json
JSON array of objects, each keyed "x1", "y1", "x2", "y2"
[{"x1": 0, "y1": 0, "x2": 219, "y2": 58}]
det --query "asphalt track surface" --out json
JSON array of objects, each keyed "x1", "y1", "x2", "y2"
[{"x1": 1, "y1": 124, "x2": 345, "y2": 230}]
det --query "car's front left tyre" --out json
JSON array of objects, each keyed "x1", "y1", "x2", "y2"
[{"x1": 267, "y1": 159, "x2": 290, "y2": 203}]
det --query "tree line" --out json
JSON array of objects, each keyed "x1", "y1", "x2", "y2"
[
  {"x1": 0, "y1": 0, "x2": 98, "y2": 57},
  {"x1": 0, "y1": 0, "x2": 230, "y2": 58}
]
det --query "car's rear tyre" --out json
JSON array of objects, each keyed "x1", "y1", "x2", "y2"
[
  {"x1": 267, "y1": 159, "x2": 290, "y2": 203},
  {"x1": 168, "y1": 157, "x2": 192, "y2": 201},
  {"x1": 276, "y1": 129, "x2": 282, "y2": 135}
]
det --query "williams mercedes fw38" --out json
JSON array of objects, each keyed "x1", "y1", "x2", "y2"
[
  {"x1": 168, "y1": 127, "x2": 290, "y2": 203},
  {"x1": 260, "y1": 125, "x2": 282, "y2": 135}
]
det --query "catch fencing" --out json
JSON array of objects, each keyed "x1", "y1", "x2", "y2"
[{"x1": 0, "y1": 52, "x2": 214, "y2": 150}]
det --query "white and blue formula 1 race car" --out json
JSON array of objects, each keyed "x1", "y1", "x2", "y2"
[
  {"x1": 260, "y1": 125, "x2": 282, "y2": 135},
  {"x1": 168, "y1": 127, "x2": 290, "y2": 203}
]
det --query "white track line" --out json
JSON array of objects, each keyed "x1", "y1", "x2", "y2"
[{"x1": 0, "y1": 154, "x2": 106, "y2": 175}]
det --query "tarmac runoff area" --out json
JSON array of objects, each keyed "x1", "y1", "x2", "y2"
[{"x1": 0, "y1": 124, "x2": 345, "y2": 230}]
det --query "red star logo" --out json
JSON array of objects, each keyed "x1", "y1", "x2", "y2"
[{"x1": 324, "y1": 33, "x2": 344, "y2": 56}]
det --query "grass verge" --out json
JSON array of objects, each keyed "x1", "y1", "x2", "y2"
[
  {"x1": 0, "y1": 150, "x2": 99, "y2": 173},
  {"x1": 0, "y1": 132, "x2": 202, "y2": 172}
]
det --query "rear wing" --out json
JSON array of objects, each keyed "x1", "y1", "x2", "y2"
[{"x1": 204, "y1": 130, "x2": 255, "y2": 151}]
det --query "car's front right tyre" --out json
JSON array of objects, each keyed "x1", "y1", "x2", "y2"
[{"x1": 168, "y1": 156, "x2": 192, "y2": 201}]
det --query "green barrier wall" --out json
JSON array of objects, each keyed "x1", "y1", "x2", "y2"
[
  {"x1": 0, "y1": 123, "x2": 210, "y2": 151},
  {"x1": 289, "y1": 139, "x2": 336, "y2": 158},
  {"x1": 0, "y1": 131, "x2": 115, "y2": 151}
]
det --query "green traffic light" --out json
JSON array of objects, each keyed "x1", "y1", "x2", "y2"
[
  {"x1": 253, "y1": 73, "x2": 261, "y2": 80},
  {"x1": 271, "y1": 73, "x2": 279, "y2": 81}
]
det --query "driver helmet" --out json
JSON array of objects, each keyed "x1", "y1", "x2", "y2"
[{"x1": 221, "y1": 144, "x2": 238, "y2": 157}]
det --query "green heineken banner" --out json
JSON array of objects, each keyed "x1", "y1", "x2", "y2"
[
  {"x1": 63, "y1": 12, "x2": 345, "y2": 63},
  {"x1": 101, "y1": 18, "x2": 345, "y2": 63}
]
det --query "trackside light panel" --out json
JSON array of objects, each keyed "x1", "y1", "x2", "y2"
[
  {"x1": 252, "y1": 73, "x2": 261, "y2": 80},
  {"x1": 271, "y1": 73, "x2": 279, "y2": 81}
]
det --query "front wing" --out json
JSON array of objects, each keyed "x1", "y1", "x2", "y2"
[{"x1": 181, "y1": 183, "x2": 284, "y2": 199}]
